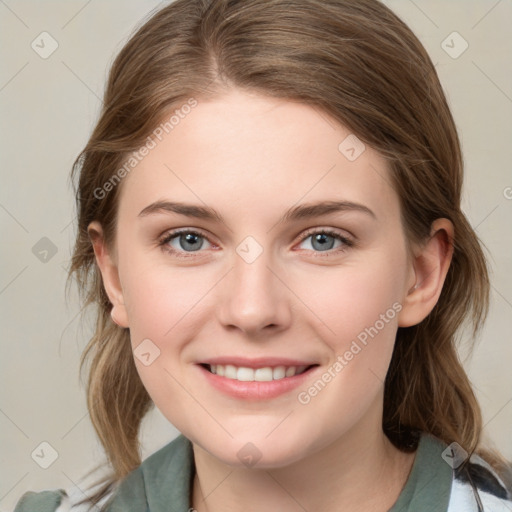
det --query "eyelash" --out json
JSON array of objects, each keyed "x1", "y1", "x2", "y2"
[
  {"x1": 158, "y1": 228, "x2": 355, "y2": 259},
  {"x1": 296, "y1": 228, "x2": 354, "y2": 256}
]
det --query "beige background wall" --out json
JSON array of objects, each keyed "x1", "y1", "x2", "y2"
[{"x1": 1, "y1": 1, "x2": 511, "y2": 510}]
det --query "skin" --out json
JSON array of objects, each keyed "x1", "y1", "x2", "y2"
[{"x1": 89, "y1": 88, "x2": 454, "y2": 511}]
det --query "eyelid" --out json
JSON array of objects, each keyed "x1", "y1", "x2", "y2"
[
  {"x1": 296, "y1": 226, "x2": 353, "y2": 243},
  {"x1": 159, "y1": 226, "x2": 213, "y2": 242}
]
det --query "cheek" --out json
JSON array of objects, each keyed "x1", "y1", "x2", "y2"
[
  {"x1": 291, "y1": 271, "x2": 402, "y2": 430},
  {"x1": 294, "y1": 249, "x2": 407, "y2": 403},
  {"x1": 122, "y1": 254, "x2": 213, "y2": 343},
  {"x1": 304, "y1": 258, "x2": 405, "y2": 344},
  {"x1": 120, "y1": 259, "x2": 218, "y2": 409}
]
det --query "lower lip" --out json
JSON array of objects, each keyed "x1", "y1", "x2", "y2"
[{"x1": 197, "y1": 364, "x2": 317, "y2": 400}]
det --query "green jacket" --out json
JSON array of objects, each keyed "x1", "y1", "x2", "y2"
[{"x1": 13, "y1": 433, "x2": 512, "y2": 511}]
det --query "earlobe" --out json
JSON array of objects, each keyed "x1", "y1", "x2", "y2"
[
  {"x1": 87, "y1": 221, "x2": 129, "y2": 328},
  {"x1": 397, "y1": 219, "x2": 454, "y2": 328}
]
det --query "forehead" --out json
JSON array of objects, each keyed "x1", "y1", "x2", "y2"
[{"x1": 117, "y1": 90, "x2": 399, "y2": 225}]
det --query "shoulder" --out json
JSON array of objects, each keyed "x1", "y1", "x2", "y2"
[
  {"x1": 13, "y1": 489, "x2": 68, "y2": 512},
  {"x1": 13, "y1": 486, "x2": 108, "y2": 512},
  {"x1": 448, "y1": 451, "x2": 512, "y2": 511},
  {"x1": 13, "y1": 435, "x2": 193, "y2": 512},
  {"x1": 106, "y1": 433, "x2": 193, "y2": 510},
  {"x1": 393, "y1": 433, "x2": 511, "y2": 512}
]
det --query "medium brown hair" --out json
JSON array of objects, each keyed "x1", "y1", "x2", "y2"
[{"x1": 66, "y1": 0, "x2": 506, "y2": 507}]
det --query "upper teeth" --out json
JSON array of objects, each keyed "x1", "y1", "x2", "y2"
[{"x1": 210, "y1": 364, "x2": 308, "y2": 382}]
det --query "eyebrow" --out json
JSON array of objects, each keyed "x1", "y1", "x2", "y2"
[{"x1": 138, "y1": 199, "x2": 376, "y2": 223}]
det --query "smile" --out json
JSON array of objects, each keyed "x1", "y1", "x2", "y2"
[
  {"x1": 197, "y1": 359, "x2": 319, "y2": 400},
  {"x1": 207, "y1": 364, "x2": 310, "y2": 381}
]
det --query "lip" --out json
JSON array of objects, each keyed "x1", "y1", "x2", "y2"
[
  {"x1": 196, "y1": 360, "x2": 319, "y2": 401},
  {"x1": 200, "y1": 357, "x2": 315, "y2": 368}
]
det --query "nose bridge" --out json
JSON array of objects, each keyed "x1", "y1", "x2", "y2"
[{"x1": 216, "y1": 240, "x2": 291, "y2": 334}]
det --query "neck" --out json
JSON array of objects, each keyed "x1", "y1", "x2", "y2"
[{"x1": 191, "y1": 402, "x2": 416, "y2": 512}]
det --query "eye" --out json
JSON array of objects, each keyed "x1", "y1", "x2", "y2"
[
  {"x1": 158, "y1": 227, "x2": 354, "y2": 259},
  {"x1": 158, "y1": 229, "x2": 214, "y2": 258},
  {"x1": 296, "y1": 228, "x2": 354, "y2": 255}
]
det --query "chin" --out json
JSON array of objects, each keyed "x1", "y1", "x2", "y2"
[{"x1": 195, "y1": 430, "x2": 315, "y2": 469}]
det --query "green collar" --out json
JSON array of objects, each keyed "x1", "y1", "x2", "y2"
[
  {"x1": 389, "y1": 434, "x2": 452, "y2": 512},
  {"x1": 106, "y1": 433, "x2": 452, "y2": 512},
  {"x1": 106, "y1": 434, "x2": 194, "y2": 511}
]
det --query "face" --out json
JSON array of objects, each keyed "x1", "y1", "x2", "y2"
[{"x1": 100, "y1": 89, "x2": 417, "y2": 468}]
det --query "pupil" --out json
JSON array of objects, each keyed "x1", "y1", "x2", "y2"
[
  {"x1": 182, "y1": 233, "x2": 201, "y2": 251},
  {"x1": 313, "y1": 233, "x2": 334, "y2": 251}
]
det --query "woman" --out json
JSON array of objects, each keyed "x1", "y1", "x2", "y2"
[{"x1": 14, "y1": 0, "x2": 511, "y2": 510}]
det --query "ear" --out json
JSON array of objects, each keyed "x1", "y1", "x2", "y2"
[
  {"x1": 87, "y1": 220, "x2": 129, "y2": 328},
  {"x1": 397, "y1": 218, "x2": 454, "y2": 328}
]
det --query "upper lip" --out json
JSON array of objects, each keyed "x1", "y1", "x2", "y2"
[{"x1": 199, "y1": 357, "x2": 318, "y2": 368}]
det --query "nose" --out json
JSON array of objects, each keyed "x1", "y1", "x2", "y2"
[{"x1": 216, "y1": 247, "x2": 293, "y2": 338}]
